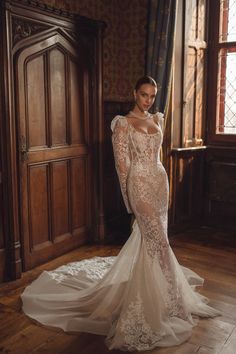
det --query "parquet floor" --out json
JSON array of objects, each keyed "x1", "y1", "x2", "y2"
[{"x1": 0, "y1": 226, "x2": 235, "y2": 354}]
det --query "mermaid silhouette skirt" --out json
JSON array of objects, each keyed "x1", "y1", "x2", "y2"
[{"x1": 21, "y1": 115, "x2": 220, "y2": 351}]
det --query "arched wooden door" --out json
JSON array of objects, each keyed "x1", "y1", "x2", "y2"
[{"x1": 15, "y1": 32, "x2": 95, "y2": 270}]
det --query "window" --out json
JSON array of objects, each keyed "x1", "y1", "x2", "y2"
[{"x1": 208, "y1": 0, "x2": 236, "y2": 142}]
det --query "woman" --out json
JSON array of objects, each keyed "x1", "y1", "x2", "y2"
[{"x1": 21, "y1": 76, "x2": 220, "y2": 351}]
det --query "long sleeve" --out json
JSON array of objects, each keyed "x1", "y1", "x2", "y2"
[{"x1": 111, "y1": 117, "x2": 132, "y2": 214}]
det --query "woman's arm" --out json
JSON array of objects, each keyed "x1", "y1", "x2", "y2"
[{"x1": 112, "y1": 118, "x2": 132, "y2": 214}]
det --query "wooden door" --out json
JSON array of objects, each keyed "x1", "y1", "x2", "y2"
[{"x1": 16, "y1": 32, "x2": 94, "y2": 270}]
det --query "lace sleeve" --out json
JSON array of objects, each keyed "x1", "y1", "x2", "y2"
[{"x1": 111, "y1": 117, "x2": 132, "y2": 214}]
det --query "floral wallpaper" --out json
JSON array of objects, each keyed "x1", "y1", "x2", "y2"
[{"x1": 43, "y1": 0, "x2": 148, "y2": 101}]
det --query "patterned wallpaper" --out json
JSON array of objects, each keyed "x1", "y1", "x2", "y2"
[{"x1": 43, "y1": 0, "x2": 149, "y2": 101}]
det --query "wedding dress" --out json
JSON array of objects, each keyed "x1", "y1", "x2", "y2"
[{"x1": 21, "y1": 113, "x2": 220, "y2": 351}]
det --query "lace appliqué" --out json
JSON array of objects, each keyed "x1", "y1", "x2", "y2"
[
  {"x1": 139, "y1": 214, "x2": 169, "y2": 258},
  {"x1": 158, "y1": 251, "x2": 188, "y2": 319},
  {"x1": 120, "y1": 293, "x2": 163, "y2": 351},
  {"x1": 111, "y1": 117, "x2": 132, "y2": 213},
  {"x1": 47, "y1": 256, "x2": 116, "y2": 283},
  {"x1": 111, "y1": 114, "x2": 187, "y2": 321}
]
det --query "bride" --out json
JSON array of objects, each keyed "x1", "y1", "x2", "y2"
[{"x1": 21, "y1": 76, "x2": 220, "y2": 351}]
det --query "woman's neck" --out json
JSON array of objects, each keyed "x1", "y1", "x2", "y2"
[
  {"x1": 133, "y1": 104, "x2": 147, "y2": 116},
  {"x1": 129, "y1": 109, "x2": 151, "y2": 121}
]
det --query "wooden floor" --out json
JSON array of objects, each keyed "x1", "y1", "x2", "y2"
[{"x1": 0, "y1": 226, "x2": 236, "y2": 354}]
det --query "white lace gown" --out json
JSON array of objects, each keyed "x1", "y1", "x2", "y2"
[{"x1": 21, "y1": 114, "x2": 220, "y2": 351}]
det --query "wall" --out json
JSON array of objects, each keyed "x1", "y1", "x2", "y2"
[{"x1": 43, "y1": 0, "x2": 148, "y2": 102}]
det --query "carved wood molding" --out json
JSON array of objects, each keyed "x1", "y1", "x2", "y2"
[
  {"x1": 3, "y1": 0, "x2": 106, "y2": 30},
  {"x1": 4, "y1": 0, "x2": 76, "y2": 19},
  {"x1": 12, "y1": 17, "x2": 50, "y2": 46}
]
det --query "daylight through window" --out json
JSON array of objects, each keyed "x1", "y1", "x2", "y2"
[{"x1": 216, "y1": 0, "x2": 236, "y2": 134}]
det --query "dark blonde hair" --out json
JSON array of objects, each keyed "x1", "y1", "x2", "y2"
[{"x1": 134, "y1": 76, "x2": 157, "y2": 91}]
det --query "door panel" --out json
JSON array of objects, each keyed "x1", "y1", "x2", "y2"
[
  {"x1": 16, "y1": 33, "x2": 93, "y2": 270},
  {"x1": 49, "y1": 49, "x2": 67, "y2": 146},
  {"x1": 70, "y1": 59, "x2": 85, "y2": 144},
  {"x1": 71, "y1": 158, "x2": 88, "y2": 230},
  {"x1": 29, "y1": 164, "x2": 50, "y2": 248},
  {"x1": 51, "y1": 160, "x2": 69, "y2": 240},
  {"x1": 27, "y1": 55, "x2": 47, "y2": 148}
]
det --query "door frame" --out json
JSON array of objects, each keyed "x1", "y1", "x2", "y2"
[{"x1": 1, "y1": 0, "x2": 105, "y2": 280}]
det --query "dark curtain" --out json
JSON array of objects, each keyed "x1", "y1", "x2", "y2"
[{"x1": 146, "y1": 0, "x2": 177, "y2": 113}]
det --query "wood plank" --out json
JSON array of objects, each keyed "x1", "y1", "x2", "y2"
[
  {"x1": 0, "y1": 323, "x2": 59, "y2": 354},
  {"x1": 147, "y1": 342, "x2": 199, "y2": 354},
  {"x1": 0, "y1": 303, "x2": 30, "y2": 342},
  {"x1": 32, "y1": 333, "x2": 123, "y2": 354},
  {"x1": 219, "y1": 326, "x2": 236, "y2": 354},
  {"x1": 197, "y1": 292, "x2": 236, "y2": 325},
  {"x1": 31, "y1": 333, "x2": 90, "y2": 354},
  {"x1": 0, "y1": 227, "x2": 236, "y2": 353},
  {"x1": 189, "y1": 318, "x2": 234, "y2": 350},
  {"x1": 0, "y1": 244, "x2": 121, "y2": 296}
]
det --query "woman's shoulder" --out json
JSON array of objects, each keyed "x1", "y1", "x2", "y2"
[
  {"x1": 152, "y1": 111, "x2": 164, "y2": 131},
  {"x1": 152, "y1": 111, "x2": 164, "y2": 121},
  {"x1": 110, "y1": 115, "x2": 128, "y2": 132}
]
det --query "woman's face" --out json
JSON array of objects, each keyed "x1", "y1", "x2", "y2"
[{"x1": 134, "y1": 83, "x2": 157, "y2": 112}]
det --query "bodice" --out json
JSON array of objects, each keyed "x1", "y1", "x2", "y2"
[
  {"x1": 127, "y1": 121, "x2": 163, "y2": 167},
  {"x1": 111, "y1": 113, "x2": 164, "y2": 213}
]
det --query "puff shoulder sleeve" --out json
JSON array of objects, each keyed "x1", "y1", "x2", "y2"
[{"x1": 154, "y1": 112, "x2": 165, "y2": 132}]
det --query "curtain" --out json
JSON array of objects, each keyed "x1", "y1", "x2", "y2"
[{"x1": 146, "y1": 0, "x2": 177, "y2": 114}]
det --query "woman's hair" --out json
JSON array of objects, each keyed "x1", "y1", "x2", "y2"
[{"x1": 134, "y1": 76, "x2": 157, "y2": 91}]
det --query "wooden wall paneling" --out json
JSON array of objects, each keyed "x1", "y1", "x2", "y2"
[
  {"x1": 70, "y1": 58, "x2": 84, "y2": 144},
  {"x1": 0, "y1": 1, "x2": 23, "y2": 280},
  {"x1": 95, "y1": 23, "x2": 106, "y2": 242},
  {"x1": 205, "y1": 146, "x2": 236, "y2": 228},
  {"x1": 170, "y1": 147, "x2": 206, "y2": 230},
  {"x1": 0, "y1": 150, "x2": 6, "y2": 282},
  {"x1": 0, "y1": 0, "x2": 105, "y2": 278},
  {"x1": 71, "y1": 157, "x2": 88, "y2": 232}
]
